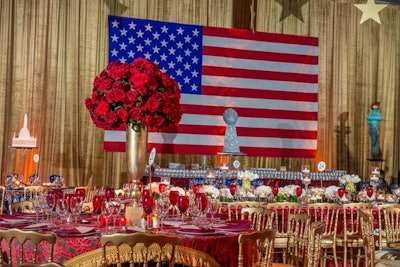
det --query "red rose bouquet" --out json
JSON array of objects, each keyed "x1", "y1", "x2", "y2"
[{"x1": 85, "y1": 58, "x2": 182, "y2": 131}]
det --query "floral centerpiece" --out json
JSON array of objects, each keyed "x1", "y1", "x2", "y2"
[
  {"x1": 237, "y1": 170, "x2": 259, "y2": 190},
  {"x1": 339, "y1": 174, "x2": 361, "y2": 193},
  {"x1": 200, "y1": 185, "x2": 219, "y2": 199},
  {"x1": 85, "y1": 58, "x2": 183, "y2": 206},
  {"x1": 85, "y1": 58, "x2": 182, "y2": 131}
]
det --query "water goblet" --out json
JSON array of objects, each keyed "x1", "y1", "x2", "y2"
[
  {"x1": 55, "y1": 198, "x2": 69, "y2": 228},
  {"x1": 177, "y1": 195, "x2": 189, "y2": 222},
  {"x1": 105, "y1": 188, "x2": 115, "y2": 201},
  {"x1": 32, "y1": 197, "x2": 42, "y2": 223},
  {"x1": 108, "y1": 198, "x2": 122, "y2": 228},
  {"x1": 169, "y1": 190, "x2": 179, "y2": 216},
  {"x1": 209, "y1": 199, "x2": 219, "y2": 222},
  {"x1": 46, "y1": 192, "x2": 56, "y2": 222},
  {"x1": 69, "y1": 196, "x2": 83, "y2": 225}
]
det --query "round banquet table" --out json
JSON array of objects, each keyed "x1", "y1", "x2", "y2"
[{"x1": 0, "y1": 214, "x2": 241, "y2": 267}]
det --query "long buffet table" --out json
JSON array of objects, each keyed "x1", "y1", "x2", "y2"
[{"x1": 142, "y1": 169, "x2": 344, "y2": 189}]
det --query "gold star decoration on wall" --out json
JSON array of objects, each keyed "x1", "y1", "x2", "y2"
[
  {"x1": 275, "y1": 0, "x2": 310, "y2": 22},
  {"x1": 354, "y1": 0, "x2": 388, "y2": 24}
]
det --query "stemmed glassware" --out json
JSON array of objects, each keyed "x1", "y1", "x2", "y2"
[
  {"x1": 55, "y1": 198, "x2": 69, "y2": 228},
  {"x1": 169, "y1": 190, "x2": 179, "y2": 216},
  {"x1": 157, "y1": 197, "x2": 170, "y2": 229},
  {"x1": 209, "y1": 199, "x2": 219, "y2": 222},
  {"x1": 142, "y1": 189, "x2": 154, "y2": 228},
  {"x1": 108, "y1": 198, "x2": 122, "y2": 229},
  {"x1": 69, "y1": 196, "x2": 83, "y2": 225},
  {"x1": 32, "y1": 196, "x2": 43, "y2": 223},
  {"x1": 46, "y1": 191, "x2": 56, "y2": 222},
  {"x1": 177, "y1": 195, "x2": 189, "y2": 222}
]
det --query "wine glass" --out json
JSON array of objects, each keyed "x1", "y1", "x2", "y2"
[
  {"x1": 177, "y1": 195, "x2": 189, "y2": 222},
  {"x1": 105, "y1": 188, "x2": 115, "y2": 201},
  {"x1": 209, "y1": 199, "x2": 219, "y2": 222},
  {"x1": 75, "y1": 188, "x2": 86, "y2": 201},
  {"x1": 93, "y1": 195, "x2": 105, "y2": 214},
  {"x1": 157, "y1": 197, "x2": 170, "y2": 229},
  {"x1": 46, "y1": 192, "x2": 56, "y2": 222},
  {"x1": 169, "y1": 190, "x2": 179, "y2": 216},
  {"x1": 108, "y1": 198, "x2": 122, "y2": 228},
  {"x1": 55, "y1": 198, "x2": 69, "y2": 228},
  {"x1": 69, "y1": 196, "x2": 83, "y2": 225},
  {"x1": 196, "y1": 192, "x2": 208, "y2": 215},
  {"x1": 32, "y1": 196, "x2": 42, "y2": 223}
]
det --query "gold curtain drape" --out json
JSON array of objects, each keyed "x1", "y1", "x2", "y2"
[{"x1": 0, "y1": 0, "x2": 399, "y2": 188}]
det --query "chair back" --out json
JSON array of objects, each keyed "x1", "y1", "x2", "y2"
[
  {"x1": 100, "y1": 232, "x2": 179, "y2": 267},
  {"x1": 377, "y1": 203, "x2": 400, "y2": 249},
  {"x1": 238, "y1": 229, "x2": 276, "y2": 267},
  {"x1": 384, "y1": 207, "x2": 400, "y2": 248},
  {"x1": 267, "y1": 202, "x2": 301, "y2": 237},
  {"x1": 286, "y1": 213, "x2": 311, "y2": 267},
  {"x1": 307, "y1": 203, "x2": 339, "y2": 238},
  {"x1": 241, "y1": 207, "x2": 274, "y2": 230},
  {"x1": 307, "y1": 222, "x2": 325, "y2": 267},
  {"x1": 227, "y1": 201, "x2": 263, "y2": 220},
  {"x1": 174, "y1": 245, "x2": 221, "y2": 267},
  {"x1": 360, "y1": 209, "x2": 375, "y2": 267},
  {"x1": 0, "y1": 228, "x2": 56, "y2": 266},
  {"x1": 342, "y1": 203, "x2": 372, "y2": 238},
  {"x1": 10, "y1": 200, "x2": 34, "y2": 215}
]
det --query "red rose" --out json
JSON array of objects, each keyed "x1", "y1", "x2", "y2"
[
  {"x1": 108, "y1": 63, "x2": 129, "y2": 80},
  {"x1": 116, "y1": 108, "x2": 129, "y2": 122},
  {"x1": 131, "y1": 72, "x2": 148, "y2": 88},
  {"x1": 129, "y1": 107, "x2": 143, "y2": 121},
  {"x1": 104, "y1": 112, "x2": 118, "y2": 126},
  {"x1": 112, "y1": 89, "x2": 126, "y2": 102},
  {"x1": 145, "y1": 97, "x2": 159, "y2": 113},
  {"x1": 94, "y1": 101, "x2": 110, "y2": 116},
  {"x1": 142, "y1": 115, "x2": 154, "y2": 126},
  {"x1": 153, "y1": 115, "x2": 165, "y2": 127}
]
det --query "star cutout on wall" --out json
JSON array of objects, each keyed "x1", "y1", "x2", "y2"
[
  {"x1": 275, "y1": 0, "x2": 310, "y2": 22},
  {"x1": 354, "y1": 0, "x2": 388, "y2": 24}
]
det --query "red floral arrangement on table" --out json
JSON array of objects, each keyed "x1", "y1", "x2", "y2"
[{"x1": 85, "y1": 58, "x2": 182, "y2": 132}]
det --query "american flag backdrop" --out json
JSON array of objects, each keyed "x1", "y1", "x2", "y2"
[{"x1": 105, "y1": 15, "x2": 319, "y2": 158}]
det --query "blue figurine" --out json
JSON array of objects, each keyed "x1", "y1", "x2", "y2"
[{"x1": 366, "y1": 102, "x2": 383, "y2": 160}]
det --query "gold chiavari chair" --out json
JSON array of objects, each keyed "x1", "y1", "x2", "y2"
[
  {"x1": 100, "y1": 232, "x2": 179, "y2": 267},
  {"x1": 227, "y1": 201, "x2": 264, "y2": 220},
  {"x1": 241, "y1": 207, "x2": 274, "y2": 231},
  {"x1": 285, "y1": 213, "x2": 310, "y2": 267},
  {"x1": 266, "y1": 202, "x2": 301, "y2": 264},
  {"x1": 238, "y1": 229, "x2": 277, "y2": 267},
  {"x1": 377, "y1": 203, "x2": 400, "y2": 249},
  {"x1": 360, "y1": 210, "x2": 377, "y2": 267},
  {"x1": 307, "y1": 203, "x2": 340, "y2": 267},
  {"x1": 174, "y1": 245, "x2": 222, "y2": 267},
  {"x1": 0, "y1": 229, "x2": 57, "y2": 266},
  {"x1": 307, "y1": 222, "x2": 325, "y2": 267},
  {"x1": 384, "y1": 207, "x2": 400, "y2": 248},
  {"x1": 336, "y1": 202, "x2": 372, "y2": 267}
]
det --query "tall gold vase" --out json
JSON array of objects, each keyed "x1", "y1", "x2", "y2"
[{"x1": 126, "y1": 124, "x2": 148, "y2": 206}]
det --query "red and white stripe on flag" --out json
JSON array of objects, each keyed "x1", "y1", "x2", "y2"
[{"x1": 105, "y1": 16, "x2": 318, "y2": 158}]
